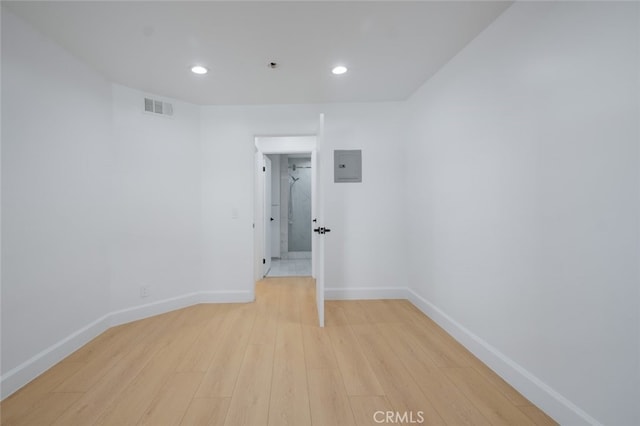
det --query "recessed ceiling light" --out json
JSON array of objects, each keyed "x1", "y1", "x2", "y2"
[
  {"x1": 332, "y1": 65, "x2": 348, "y2": 75},
  {"x1": 191, "y1": 65, "x2": 208, "y2": 75}
]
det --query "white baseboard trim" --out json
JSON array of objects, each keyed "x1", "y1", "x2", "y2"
[
  {"x1": 406, "y1": 288, "x2": 601, "y2": 426},
  {"x1": 108, "y1": 292, "x2": 203, "y2": 327},
  {"x1": 325, "y1": 286, "x2": 407, "y2": 300},
  {"x1": 0, "y1": 290, "x2": 253, "y2": 400},
  {"x1": 0, "y1": 314, "x2": 110, "y2": 400}
]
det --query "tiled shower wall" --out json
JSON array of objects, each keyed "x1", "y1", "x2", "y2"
[
  {"x1": 287, "y1": 157, "x2": 311, "y2": 252},
  {"x1": 279, "y1": 155, "x2": 289, "y2": 255}
]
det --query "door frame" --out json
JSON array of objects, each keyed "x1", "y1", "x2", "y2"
[
  {"x1": 263, "y1": 155, "x2": 272, "y2": 277},
  {"x1": 253, "y1": 134, "x2": 322, "y2": 323}
]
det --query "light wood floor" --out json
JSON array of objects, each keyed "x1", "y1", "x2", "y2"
[{"x1": 1, "y1": 277, "x2": 557, "y2": 425}]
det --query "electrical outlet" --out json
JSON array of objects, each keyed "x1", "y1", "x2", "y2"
[{"x1": 140, "y1": 286, "x2": 150, "y2": 298}]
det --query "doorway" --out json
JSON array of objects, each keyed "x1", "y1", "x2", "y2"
[
  {"x1": 254, "y1": 125, "x2": 326, "y2": 327},
  {"x1": 266, "y1": 154, "x2": 312, "y2": 277},
  {"x1": 253, "y1": 135, "x2": 318, "y2": 284}
]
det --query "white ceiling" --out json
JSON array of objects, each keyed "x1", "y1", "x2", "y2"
[{"x1": 4, "y1": 1, "x2": 512, "y2": 105}]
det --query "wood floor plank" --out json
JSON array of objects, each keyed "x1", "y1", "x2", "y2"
[
  {"x1": 176, "y1": 313, "x2": 226, "y2": 372},
  {"x1": 278, "y1": 280, "x2": 302, "y2": 324},
  {"x1": 357, "y1": 300, "x2": 405, "y2": 324},
  {"x1": 326, "y1": 325, "x2": 384, "y2": 396},
  {"x1": 387, "y1": 319, "x2": 471, "y2": 368},
  {"x1": 138, "y1": 372, "x2": 203, "y2": 426},
  {"x1": 308, "y1": 369, "x2": 356, "y2": 426},
  {"x1": 443, "y1": 367, "x2": 536, "y2": 426},
  {"x1": 268, "y1": 323, "x2": 311, "y2": 426},
  {"x1": 52, "y1": 342, "x2": 159, "y2": 426},
  {"x1": 337, "y1": 301, "x2": 371, "y2": 325},
  {"x1": 250, "y1": 307, "x2": 279, "y2": 345},
  {"x1": 54, "y1": 351, "x2": 125, "y2": 393},
  {"x1": 377, "y1": 322, "x2": 491, "y2": 426},
  {"x1": 302, "y1": 325, "x2": 338, "y2": 370},
  {"x1": 519, "y1": 405, "x2": 559, "y2": 426},
  {"x1": 223, "y1": 344, "x2": 274, "y2": 426},
  {"x1": 350, "y1": 324, "x2": 446, "y2": 426},
  {"x1": 54, "y1": 320, "x2": 150, "y2": 392},
  {"x1": 195, "y1": 307, "x2": 256, "y2": 398},
  {"x1": 96, "y1": 325, "x2": 202, "y2": 426},
  {"x1": 1, "y1": 391, "x2": 82, "y2": 426},
  {"x1": 0, "y1": 361, "x2": 85, "y2": 424},
  {"x1": 180, "y1": 397, "x2": 230, "y2": 426},
  {"x1": 179, "y1": 304, "x2": 223, "y2": 328},
  {"x1": 389, "y1": 301, "x2": 489, "y2": 368},
  {"x1": 134, "y1": 309, "x2": 188, "y2": 348},
  {"x1": 325, "y1": 301, "x2": 350, "y2": 327},
  {"x1": 299, "y1": 279, "x2": 319, "y2": 327},
  {"x1": 382, "y1": 298, "x2": 432, "y2": 326},
  {"x1": 349, "y1": 396, "x2": 394, "y2": 426}
]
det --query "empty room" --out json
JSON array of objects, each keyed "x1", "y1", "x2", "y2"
[{"x1": 1, "y1": 1, "x2": 639, "y2": 425}]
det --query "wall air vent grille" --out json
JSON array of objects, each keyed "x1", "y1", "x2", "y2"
[
  {"x1": 143, "y1": 97, "x2": 173, "y2": 117},
  {"x1": 144, "y1": 97, "x2": 154, "y2": 113}
]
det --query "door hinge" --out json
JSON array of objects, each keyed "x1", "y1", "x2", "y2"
[{"x1": 263, "y1": 258, "x2": 266, "y2": 264}]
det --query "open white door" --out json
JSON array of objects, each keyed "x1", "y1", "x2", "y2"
[
  {"x1": 263, "y1": 155, "x2": 272, "y2": 276},
  {"x1": 312, "y1": 114, "x2": 325, "y2": 327}
]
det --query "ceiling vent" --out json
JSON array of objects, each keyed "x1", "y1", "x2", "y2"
[{"x1": 144, "y1": 97, "x2": 173, "y2": 117}]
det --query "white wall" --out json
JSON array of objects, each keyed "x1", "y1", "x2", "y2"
[
  {"x1": 200, "y1": 103, "x2": 408, "y2": 298},
  {"x1": 1, "y1": 11, "x2": 205, "y2": 396},
  {"x1": 200, "y1": 105, "x2": 317, "y2": 295},
  {"x1": 404, "y1": 2, "x2": 639, "y2": 425},
  {"x1": 109, "y1": 84, "x2": 202, "y2": 313},
  {"x1": 323, "y1": 103, "x2": 408, "y2": 297},
  {"x1": 1, "y1": 9, "x2": 113, "y2": 388}
]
